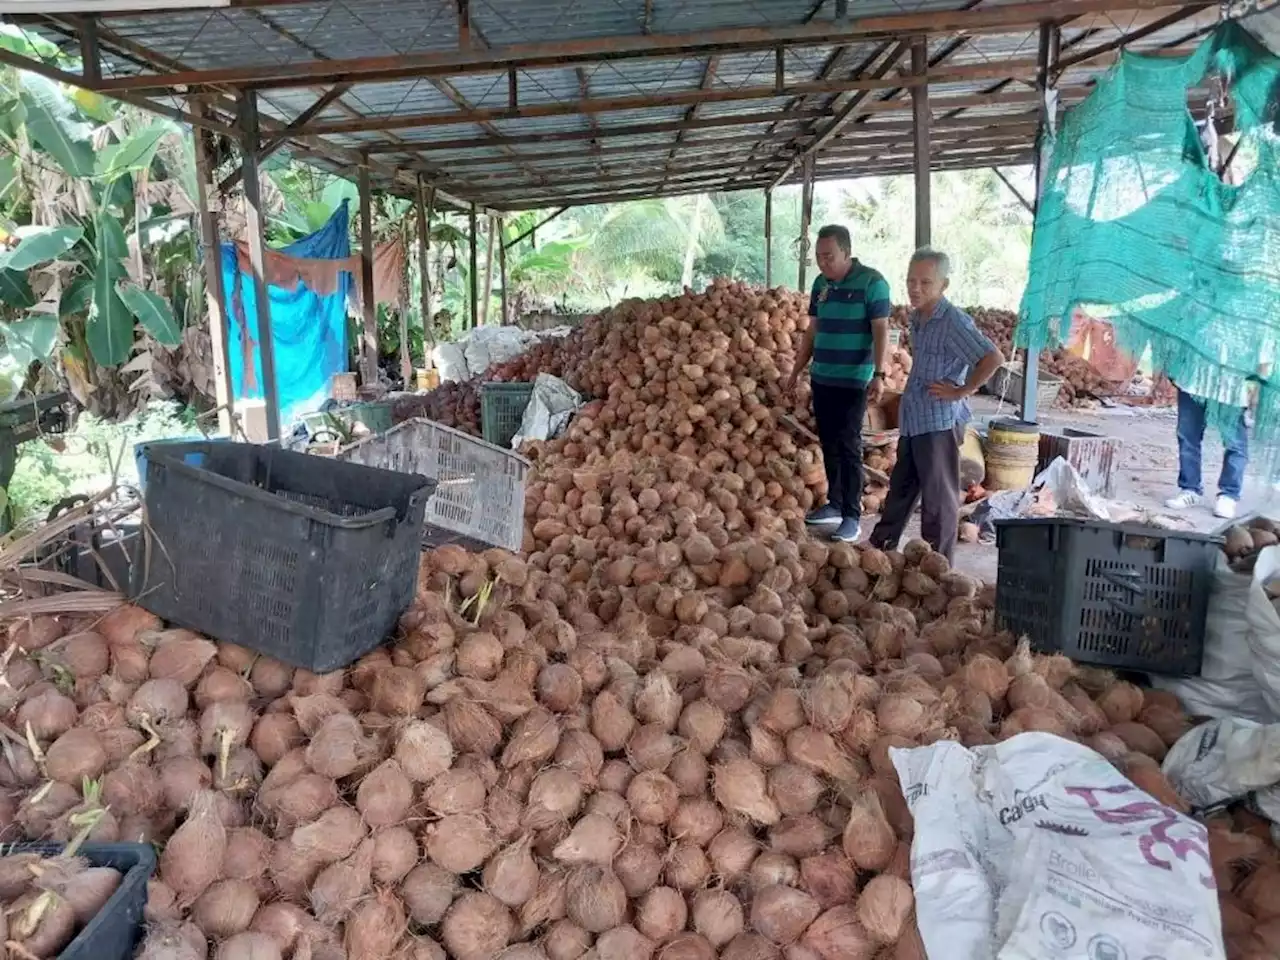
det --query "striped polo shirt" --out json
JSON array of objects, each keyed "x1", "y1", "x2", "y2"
[{"x1": 807, "y1": 260, "x2": 892, "y2": 388}]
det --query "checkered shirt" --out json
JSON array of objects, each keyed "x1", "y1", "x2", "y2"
[{"x1": 899, "y1": 298, "x2": 997, "y2": 438}]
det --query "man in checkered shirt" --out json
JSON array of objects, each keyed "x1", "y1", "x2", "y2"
[{"x1": 870, "y1": 248, "x2": 1003, "y2": 561}]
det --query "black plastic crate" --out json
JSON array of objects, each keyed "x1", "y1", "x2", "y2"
[
  {"x1": 995, "y1": 517, "x2": 1221, "y2": 676},
  {"x1": 0, "y1": 842, "x2": 156, "y2": 960},
  {"x1": 133, "y1": 441, "x2": 433, "y2": 672}
]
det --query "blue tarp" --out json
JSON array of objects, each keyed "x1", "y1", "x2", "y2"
[{"x1": 221, "y1": 202, "x2": 351, "y2": 429}]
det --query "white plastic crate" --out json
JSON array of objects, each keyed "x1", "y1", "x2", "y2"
[{"x1": 338, "y1": 418, "x2": 530, "y2": 552}]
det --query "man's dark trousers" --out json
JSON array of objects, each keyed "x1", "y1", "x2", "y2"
[
  {"x1": 811, "y1": 382, "x2": 867, "y2": 520},
  {"x1": 871, "y1": 423, "x2": 962, "y2": 562}
]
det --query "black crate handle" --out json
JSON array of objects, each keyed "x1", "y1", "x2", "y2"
[{"x1": 1092, "y1": 564, "x2": 1151, "y2": 617}]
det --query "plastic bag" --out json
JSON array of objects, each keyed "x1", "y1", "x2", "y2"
[
  {"x1": 1163, "y1": 718, "x2": 1280, "y2": 809},
  {"x1": 892, "y1": 733, "x2": 1224, "y2": 960},
  {"x1": 1243, "y1": 545, "x2": 1280, "y2": 716},
  {"x1": 431, "y1": 341, "x2": 469, "y2": 384},
  {"x1": 512, "y1": 373, "x2": 581, "y2": 447},
  {"x1": 1150, "y1": 554, "x2": 1274, "y2": 721},
  {"x1": 463, "y1": 327, "x2": 534, "y2": 378}
]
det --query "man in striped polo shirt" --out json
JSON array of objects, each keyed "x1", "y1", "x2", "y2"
[{"x1": 784, "y1": 224, "x2": 891, "y2": 543}]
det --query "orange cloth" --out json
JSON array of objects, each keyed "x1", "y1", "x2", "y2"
[{"x1": 231, "y1": 236, "x2": 406, "y2": 311}]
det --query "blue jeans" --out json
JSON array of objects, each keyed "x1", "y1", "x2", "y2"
[{"x1": 1176, "y1": 387, "x2": 1248, "y2": 499}]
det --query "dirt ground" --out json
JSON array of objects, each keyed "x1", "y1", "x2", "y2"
[{"x1": 851, "y1": 397, "x2": 1274, "y2": 584}]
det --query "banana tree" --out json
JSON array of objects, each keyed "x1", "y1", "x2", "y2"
[{"x1": 0, "y1": 63, "x2": 184, "y2": 404}]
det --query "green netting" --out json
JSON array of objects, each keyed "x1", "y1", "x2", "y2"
[{"x1": 1017, "y1": 22, "x2": 1280, "y2": 473}]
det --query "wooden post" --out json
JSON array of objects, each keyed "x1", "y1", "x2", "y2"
[
  {"x1": 798, "y1": 155, "x2": 814, "y2": 291},
  {"x1": 416, "y1": 174, "x2": 434, "y2": 372},
  {"x1": 468, "y1": 204, "x2": 479, "y2": 329},
  {"x1": 1021, "y1": 20, "x2": 1060, "y2": 425},
  {"x1": 480, "y1": 214, "x2": 496, "y2": 326},
  {"x1": 238, "y1": 91, "x2": 280, "y2": 441},
  {"x1": 764, "y1": 188, "x2": 773, "y2": 288},
  {"x1": 190, "y1": 99, "x2": 234, "y2": 436},
  {"x1": 358, "y1": 156, "x2": 378, "y2": 385},
  {"x1": 911, "y1": 37, "x2": 931, "y2": 249},
  {"x1": 498, "y1": 217, "x2": 510, "y2": 326}
]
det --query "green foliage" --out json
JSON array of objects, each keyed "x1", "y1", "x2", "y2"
[
  {"x1": 0, "y1": 61, "x2": 194, "y2": 396},
  {"x1": 0, "y1": 269, "x2": 34, "y2": 308},
  {"x1": 19, "y1": 83, "x2": 93, "y2": 177},
  {"x1": 0, "y1": 225, "x2": 84, "y2": 270},
  {"x1": 7, "y1": 400, "x2": 195, "y2": 526}
]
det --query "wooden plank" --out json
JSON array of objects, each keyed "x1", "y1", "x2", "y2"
[
  {"x1": 358, "y1": 157, "x2": 379, "y2": 385},
  {"x1": 190, "y1": 98, "x2": 234, "y2": 437},
  {"x1": 239, "y1": 92, "x2": 281, "y2": 441},
  {"x1": 912, "y1": 39, "x2": 931, "y2": 248}
]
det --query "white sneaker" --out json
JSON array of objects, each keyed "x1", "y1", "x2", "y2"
[
  {"x1": 1164, "y1": 491, "x2": 1199, "y2": 510},
  {"x1": 1214, "y1": 495, "x2": 1237, "y2": 520}
]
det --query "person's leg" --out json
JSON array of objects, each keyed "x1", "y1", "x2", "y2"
[
  {"x1": 870, "y1": 436, "x2": 920, "y2": 550},
  {"x1": 836, "y1": 386, "x2": 868, "y2": 520},
  {"x1": 918, "y1": 426, "x2": 962, "y2": 563},
  {"x1": 1217, "y1": 406, "x2": 1249, "y2": 501},
  {"x1": 1174, "y1": 387, "x2": 1206, "y2": 496},
  {"x1": 810, "y1": 383, "x2": 843, "y2": 516}
]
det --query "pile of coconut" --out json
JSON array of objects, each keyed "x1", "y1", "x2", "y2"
[
  {"x1": 0, "y1": 529, "x2": 1266, "y2": 959},
  {"x1": 0, "y1": 279, "x2": 1268, "y2": 959}
]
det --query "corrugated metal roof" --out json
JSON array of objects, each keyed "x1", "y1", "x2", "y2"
[{"x1": 11, "y1": 0, "x2": 1224, "y2": 207}]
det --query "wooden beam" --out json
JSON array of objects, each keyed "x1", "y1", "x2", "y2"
[
  {"x1": 662, "y1": 54, "x2": 721, "y2": 188},
  {"x1": 458, "y1": 0, "x2": 472, "y2": 49},
  {"x1": 488, "y1": 177, "x2": 775, "y2": 210},
  {"x1": 576, "y1": 67, "x2": 605, "y2": 176},
  {"x1": 358, "y1": 157, "x2": 379, "y2": 385},
  {"x1": 1022, "y1": 20, "x2": 1061, "y2": 425},
  {"x1": 504, "y1": 206, "x2": 568, "y2": 250},
  {"x1": 294, "y1": 62, "x2": 1043, "y2": 136},
  {"x1": 218, "y1": 83, "x2": 352, "y2": 193},
  {"x1": 912, "y1": 39, "x2": 931, "y2": 249},
  {"x1": 90, "y1": 0, "x2": 1194, "y2": 92},
  {"x1": 413, "y1": 175, "x2": 432, "y2": 381},
  {"x1": 991, "y1": 167, "x2": 1034, "y2": 213},
  {"x1": 190, "y1": 99, "x2": 234, "y2": 437},
  {"x1": 498, "y1": 218, "x2": 509, "y2": 326},
  {"x1": 764, "y1": 188, "x2": 773, "y2": 288},
  {"x1": 468, "y1": 204, "x2": 479, "y2": 329},
  {"x1": 79, "y1": 16, "x2": 100, "y2": 84},
  {"x1": 1053, "y1": 3, "x2": 1211, "y2": 73},
  {"x1": 368, "y1": 108, "x2": 824, "y2": 153},
  {"x1": 239, "y1": 92, "x2": 281, "y2": 441},
  {"x1": 441, "y1": 130, "x2": 804, "y2": 168},
  {"x1": 480, "y1": 215, "x2": 496, "y2": 326},
  {"x1": 798, "y1": 155, "x2": 814, "y2": 291},
  {"x1": 418, "y1": 176, "x2": 436, "y2": 367}
]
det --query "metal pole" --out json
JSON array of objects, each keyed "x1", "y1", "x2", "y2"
[
  {"x1": 798, "y1": 155, "x2": 814, "y2": 291},
  {"x1": 416, "y1": 175, "x2": 434, "y2": 372},
  {"x1": 764, "y1": 188, "x2": 773, "y2": 288},
  {"x1": 238, "y1": 92, "x2": 281, "y2": 441},
  {"x1": 190, "y1": 99, "x2": 234, "y2": 437},
  {"x1": 498, "y1": 218, "x2": 510, "y2": 326},
  {"x1": 468, "y1": 203, "x2": 479, "y2": 329},
  {"x1": 480, "y1": 214, "x2": 496, "y2": 326},
  {"x1": 911, "y1": 37, "x2": 931, "y2": 248},
  {"x1": 1021, "y1": 20, "x2": 1060, "y2": 424},
  {"x1": 358, "y1": 156, "x2": 378, "y2": 385}
]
